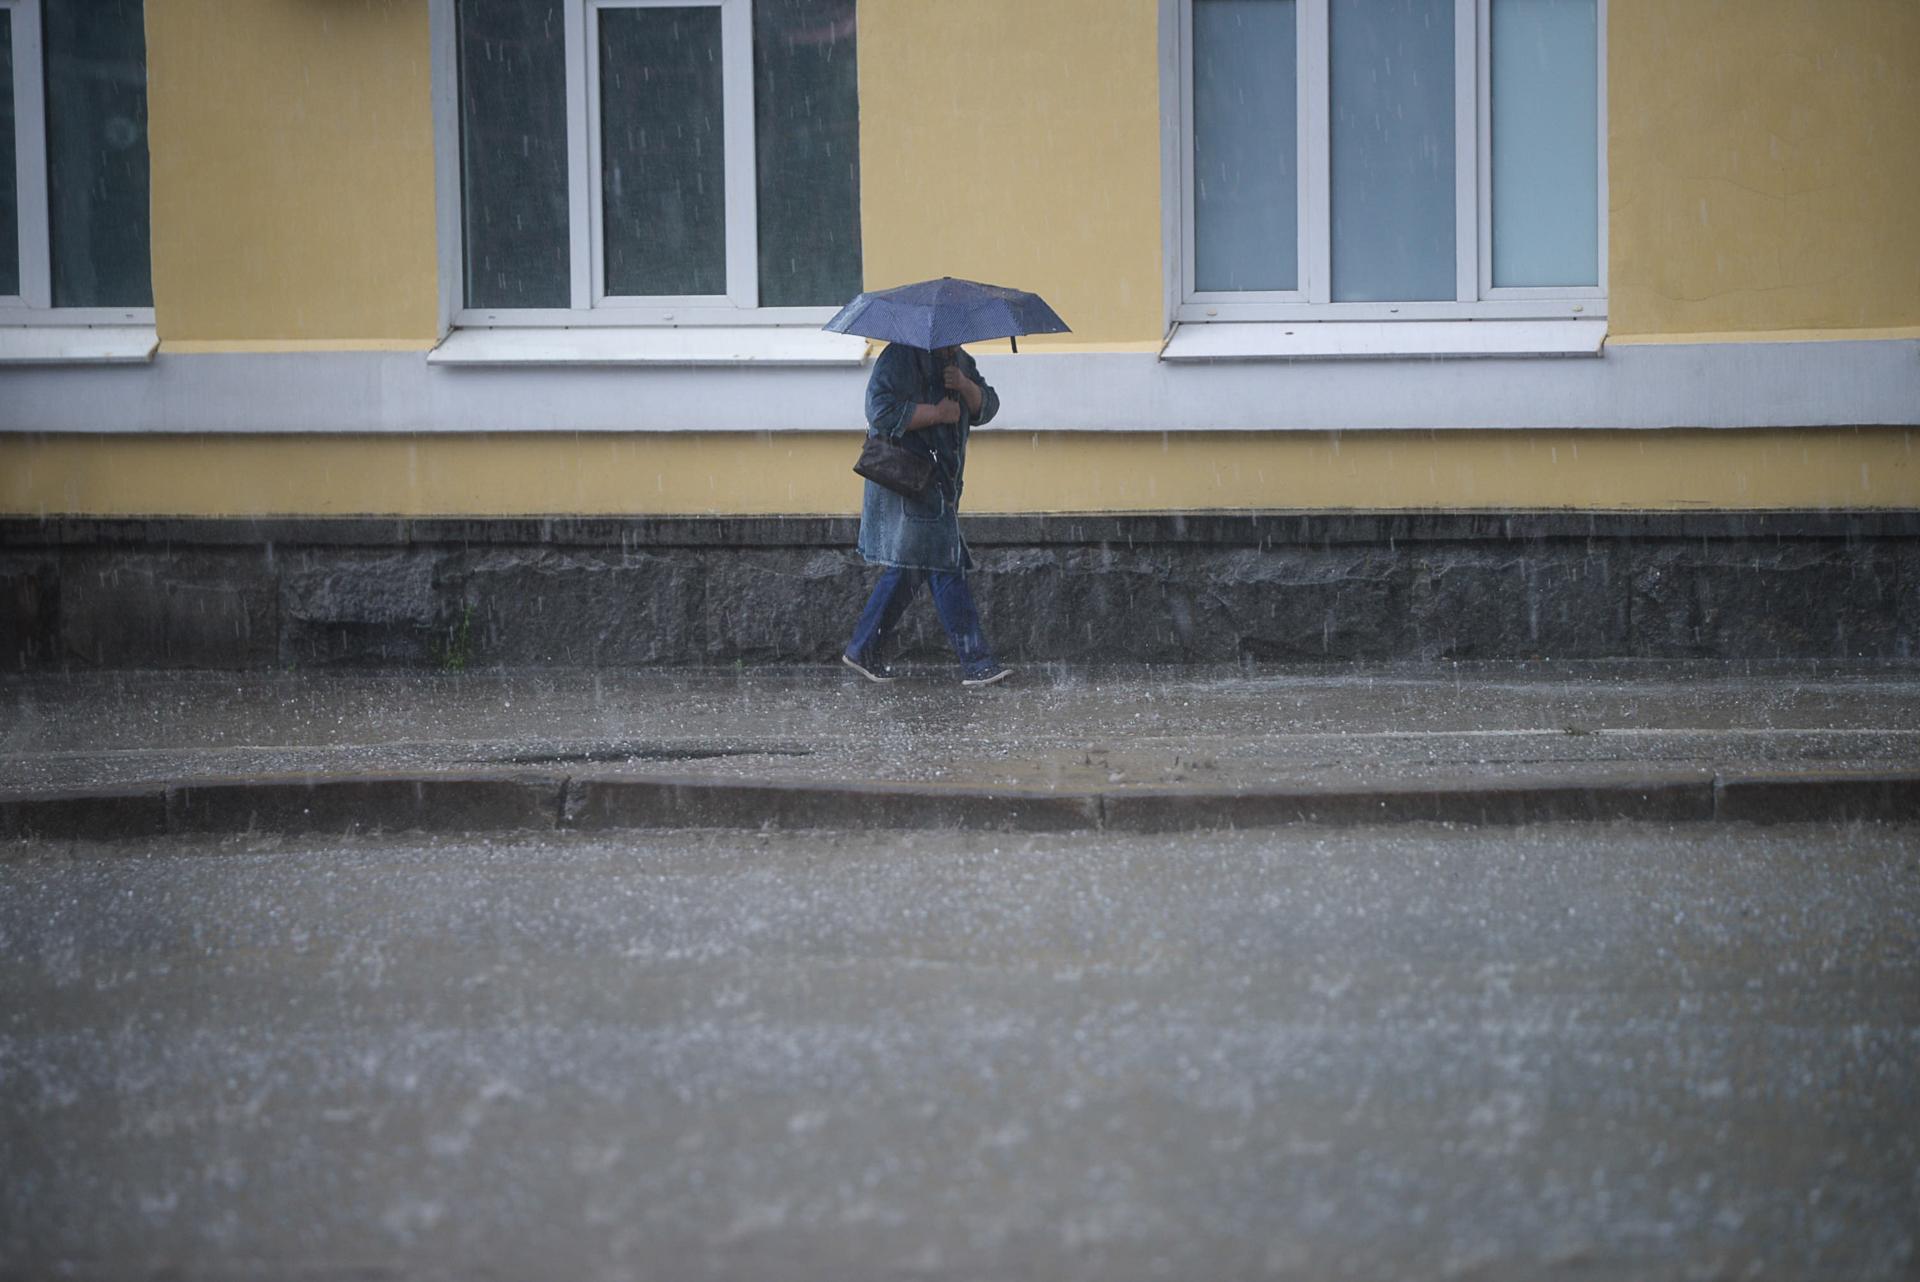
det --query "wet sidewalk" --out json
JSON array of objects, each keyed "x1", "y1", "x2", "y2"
[{"x1": 4, "y1": 662, "x2": 1919, "y2": 836}]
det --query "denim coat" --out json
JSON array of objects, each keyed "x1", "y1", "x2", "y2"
[{"x1": 856, "y1": 342, "x2": 1000, "y2": 572}]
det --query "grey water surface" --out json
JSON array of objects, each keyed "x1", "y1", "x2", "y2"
[{"x1": 4, "y1": 820, "x2": 1917, "y2": 1280}]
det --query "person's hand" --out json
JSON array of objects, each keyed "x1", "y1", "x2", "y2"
[
  {"x1": 935, "y1": 397, "x2": 963, "y2": 424},
  {"x1": 943, "y1": 365, "x2": 983, "y2": 416}
]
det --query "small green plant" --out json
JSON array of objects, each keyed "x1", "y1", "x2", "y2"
[{"x1": 438, "y1": 602, "x2": 475, "y2": 673}]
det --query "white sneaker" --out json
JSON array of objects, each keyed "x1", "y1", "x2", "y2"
[{"x1": 842, "y1": 653, "x2": 897, "y2": 684}]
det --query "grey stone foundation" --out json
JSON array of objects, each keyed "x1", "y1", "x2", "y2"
[{"x1": 3, "y1": 512, "x2": 1916, "y2": 669}]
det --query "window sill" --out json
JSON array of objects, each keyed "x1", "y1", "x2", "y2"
[
  {"x1": 1160, "y1": 320, "x2": 1608, "y2": 362},
  {"x1": 428, "y1": 326, "x2": 871, "y2": 368},
  {"x1": 0, "y1": 325, "x2": 159, "y2": 365}
]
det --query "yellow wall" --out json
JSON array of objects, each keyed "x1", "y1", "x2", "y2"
[
  {"x1": 139, "y1": 0, "x2": 1175, "y2": 348},
  {"x1": 8, "y1": 1, "x2": 1915, "y2": 519},
  {"x1": 857, "y1": 0, "x2": 1167, "y2": 346},
  {"x1": 145, "y1": 0, "x2": 440, "y2": 343},
  {"x1": 4, "y1": 430, "x2": 1913, "y2": 516},
  {"x1": 1609, "y1": 0, "x2": 1920, "y2": 338},
  {"x1": 128, "y1": 0, "x2": 1920, "y2": 347},
  {"x1": 855, "y1": 0, "x2": 1920, "y2": 346}
]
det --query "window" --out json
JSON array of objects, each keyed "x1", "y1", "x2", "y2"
[
  {"x1": 1179, "y1": 0, "x2": 1603, "y2": 322},
  {"x1": 454, "y1": 0, "x2": 861, "y2": 326},
  {"x1": 0, "y1": 0, "x2": 153, "y2": 321}
]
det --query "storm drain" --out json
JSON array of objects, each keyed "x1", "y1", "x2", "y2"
[{"x1": 473, "y1": 743, "x2": 813, "y2": 766}]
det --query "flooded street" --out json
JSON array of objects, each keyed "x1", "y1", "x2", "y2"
[{"x1": 5, "y1": 821, "x2": 1917, "y2": 1279}]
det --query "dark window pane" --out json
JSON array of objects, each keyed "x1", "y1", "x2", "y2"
[
  {"x1": 600, "y1": 6, "x2": 726, "y2": 298},
  {"x1": 459, "y1": 0, "x2": 570, "y2": 308},
  {"x1": 1329, "y1": 0, "x2": 1454, "y2": 302},
  {"x1": 752, "y1": 0, "x2": 860, "y2": 308},
  {"x1": 44, "y1": 0, "x2": 152, "y2": 308},
  {"x1": 0, "y1": 20, "x2": 17, "y2": 297}
]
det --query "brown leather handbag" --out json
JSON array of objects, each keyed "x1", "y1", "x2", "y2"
[{"x1": 853, "y1": 433, "x2": 936, "y2": 498}]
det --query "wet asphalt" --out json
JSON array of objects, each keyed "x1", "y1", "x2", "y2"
[
  {"x1": 4, "y1": 662, "x2": 1918, "y2": 796},
  {"x1": 3, "y1": 820, "x2": 1917, "y2": 1280}
]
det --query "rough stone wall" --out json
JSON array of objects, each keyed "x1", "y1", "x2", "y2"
[{"x1": 2, "y1": 515, "x2": 1915, "y2": 669}]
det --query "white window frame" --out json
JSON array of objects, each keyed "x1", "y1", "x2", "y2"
[
  {"x1": 0, "y1": 0, "x2": 155, "y2": 329},
  {"x1": 1174, "y1": 0, "x2": 1606, "y2": 325},
  {"x1": 0, "y1": 0, "x2": 50, "y2": 314},
  {"x1": 439, "y1": 0, "x2": 845, "y2": 330}
]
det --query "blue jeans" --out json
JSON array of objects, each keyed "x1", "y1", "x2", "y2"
[{"x1": 847, "y1": 567, "x2": 998, "y2": 675}]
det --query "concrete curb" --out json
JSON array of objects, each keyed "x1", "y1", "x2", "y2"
[
  {"x1": 564, "y1": 777, "x2": 1104, "y2": 833},
  {"x1": 4, "y1": 768, "x2": 1918, "y2": 842},
  {"x1": 0, "y1": 786, "x2": 172, "y2": 842},
  {"x1": 1713, "y1": 771, "x2": 1920, "y2": 825},
  {"x1": 1097, "y1": 771, "x2": 1722, "y2": 832},
  {"x1": 168, "y1": 775, "x2": 566, "y2": 837}
]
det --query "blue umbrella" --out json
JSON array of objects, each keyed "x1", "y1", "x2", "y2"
[{"x1": 822, "y1": 276, "x2": 1071, "y2": 353}]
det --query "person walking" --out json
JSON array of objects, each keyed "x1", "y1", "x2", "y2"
[{"x1": 842, "y1": 341, "x2": 1012, "y2": 687}]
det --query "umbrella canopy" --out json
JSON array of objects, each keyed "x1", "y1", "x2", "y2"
[{"x1": 822, "y1": 276, "x2": 1071, "y2": 352}]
